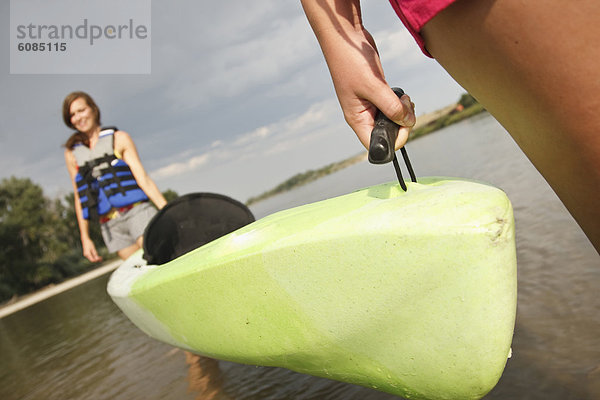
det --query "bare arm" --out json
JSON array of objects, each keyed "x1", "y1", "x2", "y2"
[
  {"x1": 64, "y1": 149, "x2": 103, "y2": 263},
  {"x1": 300, "y1": 0, "x2": 415, "y2": 149},
  {"x1": 114, "y1": 131, "x2": 167, "y2": 210}
]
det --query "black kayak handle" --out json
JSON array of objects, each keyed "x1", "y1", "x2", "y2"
[
  {"x1": 368, "y1": 87, "x2": 405, "y2": 164},
  {"x1": 367, "y1": 87, "x2": 417, "y2": 191}
]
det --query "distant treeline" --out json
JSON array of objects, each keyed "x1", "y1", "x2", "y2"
[
  {"x1": 410, "y1": 93, "x2": 485, "y2": 140},
  {"x1": 0, "y1": 177, "x2": 178, "y2": 304},
  {"x1": 246, "y1": 93, "x2": 484, "y2": 205},
  {"x1": 246, "y1": 152, "x2": 367, "y2": 205}
]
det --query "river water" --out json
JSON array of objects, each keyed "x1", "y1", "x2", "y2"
[{"x1": 1, "y1": 113, "x2": 598, "y2": 400}]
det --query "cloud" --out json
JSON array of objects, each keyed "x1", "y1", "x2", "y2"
[
  {"x1": 233, "y1": 126, "x2": 273, "y2": 147},
  {"x1": 152, "y1": 152, "x2": 210, "y2": 179},
  {"x1": 230, "y1": 99, "x2": 340, "y2": 157},
  {"x1": 150, "y1": 98, "x2": 341, "y2": 180},
  {"x1": 374, "y1": 28, "x2": 423, "y2": 68},
  {"x1": 157, "y1": 12, "x2": 320, "y2": 113},
  {"x1": 0, "y1": 0, "x2": 464, "y2": 202}
]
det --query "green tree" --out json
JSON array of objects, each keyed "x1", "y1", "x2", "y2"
[
  {"x1": 162, "y1": 189, "x2": 179, "y2": 203},
  {"x1": 59, "y1": 192, "x2": 104, "y2": 248},
  {"x1": 0, "y1": 177, "x2": 56, "y2": 300},
  {"x1": 0, "y1": 177, "x2": 104, "y2": 302},
  {"x1": 458, "y1": 93, "x2": 478, "y2": 108},
  {"x1": 49, "y1": 193, "x2": 106, "y2": 279},
  {"x1": 0, "y1": 177, "x2": 179, "y2": 303}
]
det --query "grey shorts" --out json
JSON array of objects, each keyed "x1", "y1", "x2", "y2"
[{"x1": 100, "y1": 202, "x2": 157, "y2": 253}]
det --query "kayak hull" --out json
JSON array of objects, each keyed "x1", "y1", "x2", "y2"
[{"x1": 108, "y1": 178, "x2": 517, "y2": 400}]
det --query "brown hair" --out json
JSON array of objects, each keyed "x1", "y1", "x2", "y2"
[{"x1": 62, "y1": 91, "x2": 101, "y2": 149}]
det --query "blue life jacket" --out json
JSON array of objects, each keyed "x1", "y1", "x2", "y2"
[{"x1": 72, "y1": 127, "x2": 148, "y2": 220}]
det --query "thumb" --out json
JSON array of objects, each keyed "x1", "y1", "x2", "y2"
[
  {"x1": 370, "y1": 88, "x2": 416, "y2": 150},
  {"x1": 374, "y1": 88, "x2": 416, "y2": 128}
]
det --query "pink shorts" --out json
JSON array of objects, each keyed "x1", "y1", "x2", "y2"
[{"x1": 388, "y1": 0, "x2": 458, "y2": 57}]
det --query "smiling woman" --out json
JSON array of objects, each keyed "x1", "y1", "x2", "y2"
[{"x1": 62, "y1": 91, "x2": 167, "y2": 263}]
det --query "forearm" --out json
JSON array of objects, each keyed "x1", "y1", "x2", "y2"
[
  {"x1": 74, "y1": 199, "x2": 102, "y2": 262},
  {"x1": 66, "y1": 152, "x2": 93, "y2": 243},
  {"x1": 137, "y1": 174, "x2": 167, "y2": 210},
  {"x1": 65, "y1": 149, "x2": 102, "y2": 261},
  {"x1": 301, "y1": 0, "x2": 414, "y2": 148},
  {"x1": 78, "y1": 218, "x2": 92, "y2": 242},
  {"x1": 73, "y1": 193, "x2": 92, "y2": 242},
  {"x1": 301, "y1": 0, "x2": 364, "y2": 40},
  {"x1": 301, "y1": 0, "x2": 378, "y2": 93}
]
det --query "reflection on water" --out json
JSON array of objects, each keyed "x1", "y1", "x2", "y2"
[{"x1": 1, "y1": 113, "x2": 598, "y2": 399}]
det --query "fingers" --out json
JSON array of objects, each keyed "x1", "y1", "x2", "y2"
[
  {"x1": 85, "y1": 251, "x2": 102, "y2": 263},
  {"x1": 83, "y1": 242, "x2": 102, "y2": 263},
  {"x1": 394, "y1": 95, "x2": 415, "y2": 150},
  {"x1": 396, "y1": 125, "x2": 411, "y2": 151},
  {"x1": 376, "y1": 89, "x2": 416, "y2": 128},
  {"x1": 353, "y1": 88, "x2": 416, "y2": 151},
  {"x1": 352, "y1": 104, "x2": 380, "y2": 150}
]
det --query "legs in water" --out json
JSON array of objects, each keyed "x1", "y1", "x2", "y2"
[{"x1": 117, "y1": 236, "x2": 144, "y2": 260}]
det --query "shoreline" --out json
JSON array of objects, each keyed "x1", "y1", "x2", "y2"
[
  {"x1": 246, "y1": 102, "x2": 477, "y2": 205},
  {"x1": 1, "y1": 100, "x2": 483, "y2": 320},
  {"x1": 0, "y1": 259, "x2": 121, "y2": 319}
]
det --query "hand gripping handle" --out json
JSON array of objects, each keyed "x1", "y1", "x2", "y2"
[
  {"x1": 368, "y1": 87, "x2": 405, "y2": 164},
  {"x1": 367, "y1": 87, "x2": 417, "y2": 191}
]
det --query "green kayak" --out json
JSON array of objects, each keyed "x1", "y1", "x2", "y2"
[{"x1": 108, "y1": 177, "x2": 517, "y2": 400}]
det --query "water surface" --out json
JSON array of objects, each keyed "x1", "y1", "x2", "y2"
[{"x1": 1, "y1": 113, "x2": 598, "y2": 399}]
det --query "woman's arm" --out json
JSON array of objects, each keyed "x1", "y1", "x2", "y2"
[
  {"x1": 115, "y1": 131, "x2": 167, "y2": 210},
  {"x1": 300, "y1": 0, "x2": 415, "y2": 149},
  {"x1": 64, "y1": 149, "x2": 103, "y2": 263}
]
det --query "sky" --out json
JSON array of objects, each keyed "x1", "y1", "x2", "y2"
[{"x1": 1, "y1": 0, "x2": 465, "y2": 203}]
